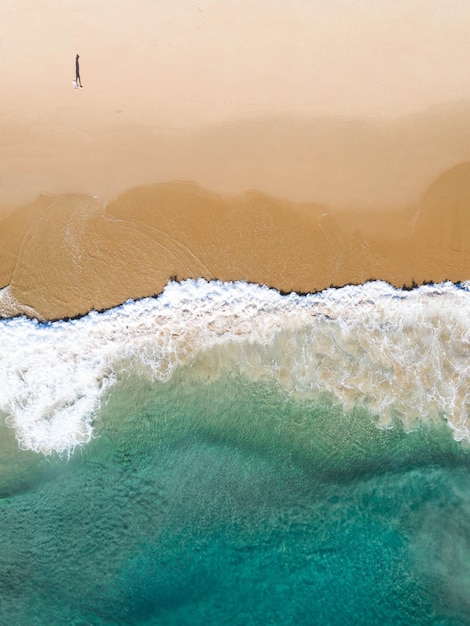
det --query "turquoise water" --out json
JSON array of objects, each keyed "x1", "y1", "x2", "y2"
[
  {"x1": 1, "y1": 372, "x2": 470, "y2": 625},
  {"x1": 2, "y1": 280, "x2": 470, "y2": 624}
]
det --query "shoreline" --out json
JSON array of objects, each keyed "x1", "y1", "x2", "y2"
[
  {"x1": 3, "y1": 278, "x2": 470, "y2": 456},
  {"x1": 0, "y1": 277, "x2": 459, "y2": 325},
  {"x1": 1, "y1": 162, "x2": 470, "y2": 322}
]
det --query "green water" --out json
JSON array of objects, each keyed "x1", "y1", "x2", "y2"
[{"x1": 1, "y1": 372, "x2": 470, "y2": 625}]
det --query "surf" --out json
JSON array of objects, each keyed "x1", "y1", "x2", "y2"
[{"x1": 1, "y1": 279, "x2": 470, "y2": 455}]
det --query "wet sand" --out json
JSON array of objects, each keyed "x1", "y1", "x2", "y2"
[{"x1": 1, "y1": 160, "x2": 469, "y2": 321}]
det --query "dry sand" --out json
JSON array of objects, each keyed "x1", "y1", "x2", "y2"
[{"x1": 1, "y1": 159, "x2": 469, "y2": 321}]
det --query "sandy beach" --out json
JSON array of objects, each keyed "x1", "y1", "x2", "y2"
[{"x1": 2, "y1": 1, "x2": 470, "y2": 320}]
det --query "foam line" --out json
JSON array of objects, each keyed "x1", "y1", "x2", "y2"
[{"x1": 1, "y1": 279, "x2": 469, "y2": 454}]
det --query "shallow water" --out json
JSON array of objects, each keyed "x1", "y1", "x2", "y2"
[{"x1": 1, "y1": 281, "x2": 470, "y2": 624}]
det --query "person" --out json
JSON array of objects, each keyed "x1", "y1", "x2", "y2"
[{"x1": 75, "y1": 54, "x2": 82, "y2": 88}]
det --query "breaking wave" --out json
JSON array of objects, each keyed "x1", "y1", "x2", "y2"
[{"x1": 1, "y1": 279, "x2": 470, "y2": 454}]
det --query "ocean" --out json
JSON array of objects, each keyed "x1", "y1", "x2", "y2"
[{"x1": 1, "y1": 279, "x2": 470, "y2": 625}]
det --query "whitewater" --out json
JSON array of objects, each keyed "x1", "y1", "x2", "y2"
[{"x1": 1, "y1": 278, "x2": 470, "y2": 455}]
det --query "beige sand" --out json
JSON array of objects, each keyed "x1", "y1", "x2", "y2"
[
  {"x1": 3, "y1": 2, "x2": 470, "y2": 212},
  {"x1": 3, "y1": 105, "x2": 470, "y2": 213},
  {"x1": 2, "y1": 3, "x2": 470, "y2": 320},
  {"x1": 1, "y1": 161, "x2": 469, "y2": 321}
]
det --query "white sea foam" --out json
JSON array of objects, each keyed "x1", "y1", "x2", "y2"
[{"x1": 1, "y1": 279, "x2": 470, "y2": 454}]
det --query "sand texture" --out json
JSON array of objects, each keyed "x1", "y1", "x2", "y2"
[
  {"x1": 2, "y1": 2, "x2": 470, "y2": 320},
  {"x1": 0, "y1": 162, "x2": 469, "y2": 321}
]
